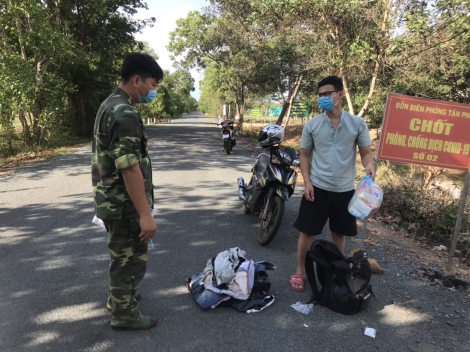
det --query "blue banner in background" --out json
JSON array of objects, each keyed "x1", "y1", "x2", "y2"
[{"x1": 268, "y1": 107, "x2": 283, "y2": 117}]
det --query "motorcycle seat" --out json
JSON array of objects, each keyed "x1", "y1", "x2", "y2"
[{"x1": 255, "y1": 153, "x2": 271, "y2": 174}]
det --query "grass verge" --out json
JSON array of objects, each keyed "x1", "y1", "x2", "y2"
[{"x1": 0, "y1": 141, "x2": 90, "y2": 175}]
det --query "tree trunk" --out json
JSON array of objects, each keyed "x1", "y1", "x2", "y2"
[
  {"x1": 16, "y1": 23, "x2": 27, "y2": 60},
  {"x1": 276, "y1": 82, "x2": 291, "y2": 125},
  {"x1": 283, "y1": 76, "x2": 303, "y2": 129},
  {"x1": 9, "y1": 0, "x2": 28, "y2": 61},
  {"x1": 275, "y1": 84, "x2": 288, "y2": 125},
  {"x1": 78, "y1": 88, "x2": 87, "y2": 136},
  {"x1": 240, "y1": 85, "x2": 247, "y2": 129},
  {"x1": 0, "y1": 26, "x2": 10, "y2": 59},
  {"x1": 236, "y1": 101, "x2": 245, "y2": 130},
  {"x1": 18, "y1": 112, "x2": 31, "y2": 145},
  {"x1": 357, "y1": 0, "x2": 393, "y2": 117},
  {"x1": 340, "y1": 68, "x2": 355, "y2": 114},
  {"x1": 68, "y1": 95, "x2": 81, "y2": 133},
  {"x1": 276, "y1": 102, "x2": 290, "y2": 125},
  {"x1": 54, "y1": 0, "x2": 62, "y2": 26},
  {"x1": 32, "y1": 57, "x2": 50, "y2": 146}
]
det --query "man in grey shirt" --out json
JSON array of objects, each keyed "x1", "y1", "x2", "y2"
[{"x1": 290, "y1": 75, "x2": 376, "y2": 292}]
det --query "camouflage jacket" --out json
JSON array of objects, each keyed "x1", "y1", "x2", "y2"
[{"x1": 92, "y1": 88, "x2": 154, "y2": 220}]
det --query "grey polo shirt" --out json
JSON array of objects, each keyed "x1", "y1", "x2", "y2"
[{"x1": 301, "y1": 111, "x2": 372, "y2": 192}]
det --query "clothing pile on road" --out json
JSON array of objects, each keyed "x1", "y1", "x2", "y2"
[{"x1": 186, "y1": 247, "x2": 276, "y2": 313}]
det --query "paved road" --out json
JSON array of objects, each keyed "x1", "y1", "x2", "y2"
[{"x1": 0, "y1": 112, "x2": 469, "y2": 351}]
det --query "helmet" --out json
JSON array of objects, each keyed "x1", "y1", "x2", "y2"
[{"x1": 258, "y1": 124, "x2": 284, "y2": 147}]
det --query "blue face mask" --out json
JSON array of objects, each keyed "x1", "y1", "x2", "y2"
[
  {"x1": 137, "y1": 79, "x2": 157, "y2": 104},
  {"x1": 318, "y1": 96, "x2": 337, "y2": 111}
]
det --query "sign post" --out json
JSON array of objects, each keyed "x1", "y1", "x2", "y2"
[
  {"x1": 446, "y1": 171, "x2": 470, "y2": 271},
  {"x1": 377, "y1": 93, "x2": 470, "y2": 270}
]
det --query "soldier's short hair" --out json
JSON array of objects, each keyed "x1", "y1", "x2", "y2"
[{"x1": 121, "y1": 53, "x2": 164, "y2": 83}]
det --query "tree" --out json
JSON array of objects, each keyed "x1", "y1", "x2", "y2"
[
  {"x1": 212, "y1": 0, "x2": 315, "y2": 125},
  {"x1": 139, "y1": 69, "x2": 198, "y2": 119},
  {"x1": 0, "y1": 0, "x2": 155, "y2": 156},
  {"x1": 389, "y1": 0, "x2": 470, "y2": 103},
  {"x1": 198, "y1": 63, "x2": 233, "y2": 117},
  {"x1": 168, "y1": 8, "x2": 281, "y2": 128},
  {"x1": 0, "y1": 0, "x2": 75, "y2": 146}
]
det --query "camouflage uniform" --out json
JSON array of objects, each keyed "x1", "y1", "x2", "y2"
[{"x1": 92, "y1": 88, "x2": 154, "y2": 326}]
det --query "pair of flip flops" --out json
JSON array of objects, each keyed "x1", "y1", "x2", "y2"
[{"x1": 289, "y1": 274, "x2": 306, "y2": 292}]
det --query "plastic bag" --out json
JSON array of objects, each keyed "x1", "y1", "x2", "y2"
[
  {"x1": 291, "y1": 302, "x2": 314, "y2": 315},
  {"x1": 348, "y1": 176, "x2": 383, "y2": 220}
]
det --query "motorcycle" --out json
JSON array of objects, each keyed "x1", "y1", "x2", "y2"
[
  {"x1": 220, "y1": 119, "x2": 236, "y2": 154},
  {"x1": 237, "y1": 145, "x2": 299, "y2": 246}
]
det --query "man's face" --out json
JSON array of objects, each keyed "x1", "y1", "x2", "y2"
[
  {"x1": 318, "y1": 84, "x2": 343, "y2": 105},
  {"x1": 133, "y1": 76, "x2": 158, "y2": 96}
]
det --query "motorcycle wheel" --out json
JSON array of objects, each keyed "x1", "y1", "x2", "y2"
[
  {"x1": 258, "y1": 195, "x2": 285, "y2": 246},
  {"x1": 242, "y1": 204, "x2": 251, "y2": 215},
  {"x1": 224, "y1": 140, "x2": 231, "y2": 154}
]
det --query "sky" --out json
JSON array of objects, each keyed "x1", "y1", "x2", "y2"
[{"x1": 133, "y1": 0, "x2": 209, "y2": 100}]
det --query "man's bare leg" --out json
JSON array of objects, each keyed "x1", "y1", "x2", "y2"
[
  {"x1": 331, "y1": 231, "x2": 346, "y2": 253},
  {"x1": 292, "y1": 232, "x2": 316, "y2": 290}
]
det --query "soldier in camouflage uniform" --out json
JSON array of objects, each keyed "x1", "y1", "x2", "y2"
[{"x1": 92, "y1": 53, "x2": 163, "y2": 331}]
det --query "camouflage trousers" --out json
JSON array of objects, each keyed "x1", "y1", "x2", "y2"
[{"x1": 103, "y1": 215, "x2": 148, "y2": 324}]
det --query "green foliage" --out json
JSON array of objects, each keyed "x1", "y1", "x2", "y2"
[
  {"x1": 198, "y1": 63, "x2": 232, "y2": 117},
  {"x1": 0, "y1": 0, "x2": 156, "y2": 156},
  {"x1": 168, "y1": 3, "x2": 313, "y2": 126},
  {"x1": 176, "y1": 0, "x2": 470, "y2": 129},
  {"x1": 139, "y1": 69, "x2": 197, "y2": 119}
]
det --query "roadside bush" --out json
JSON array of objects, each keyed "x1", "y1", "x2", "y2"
[
  {"x1": 242, "y1": 129, "x2": 258, "y2": 139},
  {"x1": 377, "y1": 162, "x2": 469, "y2": 252}
]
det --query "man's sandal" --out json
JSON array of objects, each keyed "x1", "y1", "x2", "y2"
[{"x1": 289, "y1": 274, "x2": 306, "y2": 292}]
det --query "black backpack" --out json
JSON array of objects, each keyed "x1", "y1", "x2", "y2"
[{"x1": 305, "y1": 239, "x2": 374, "y2": 315}]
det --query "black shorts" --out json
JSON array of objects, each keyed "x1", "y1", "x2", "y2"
[{"x1": 294, "y1": 186, "x2": 358, "y2": 237}]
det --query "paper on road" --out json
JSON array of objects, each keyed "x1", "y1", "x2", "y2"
[{"x1": 364, "y1": 327, "x2": 377, "y2": 338}]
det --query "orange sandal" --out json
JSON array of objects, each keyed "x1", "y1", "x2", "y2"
[{"x1": 289, "y1": 274, "x2": 306, "y2": 292}]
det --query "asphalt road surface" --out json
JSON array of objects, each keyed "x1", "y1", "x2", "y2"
[{"x1": 0, "y1": 112, "x2": 469, "y2": 352}]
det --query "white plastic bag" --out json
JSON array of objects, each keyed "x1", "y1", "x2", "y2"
[
  {"x1": 348, "y1": 176, "x2": 383, "y2": 220},
  {"x1": 291, "y1": 302, "x2": 314, "y2": 315}
]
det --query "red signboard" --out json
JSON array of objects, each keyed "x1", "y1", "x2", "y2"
[{"x1": 378, "y1": 93, "x2": 470, "y2": 171}]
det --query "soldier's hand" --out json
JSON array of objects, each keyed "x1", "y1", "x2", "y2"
[{"x1": 139, "y1": 214, "x2": 157, "y2": 243}]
